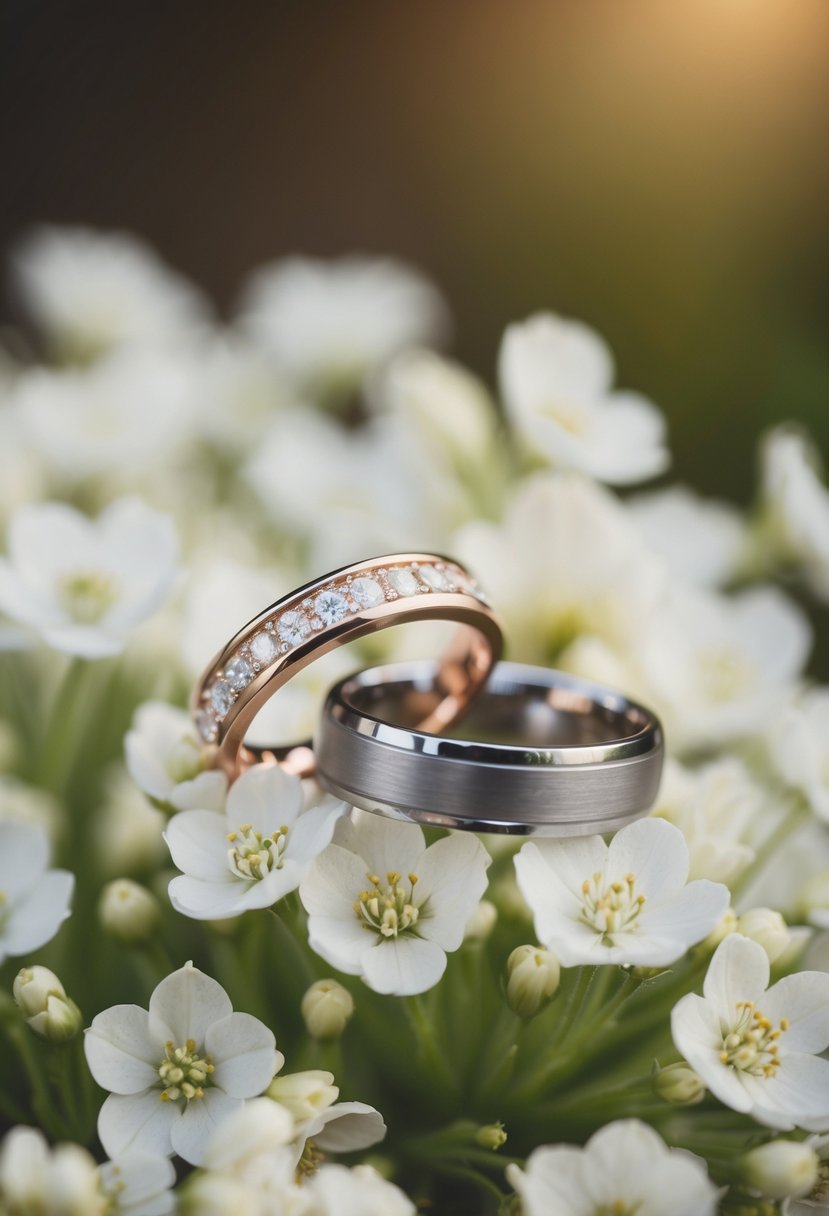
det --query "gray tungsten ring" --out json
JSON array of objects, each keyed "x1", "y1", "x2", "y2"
[{"x1": 315, "y1": 660, "x2": 664, "y2": 836}]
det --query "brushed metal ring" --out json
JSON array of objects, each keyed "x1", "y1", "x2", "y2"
[
  {"x1": 191, "y1": 554, "x2": 502, "y2": 781},
  {"x1": 315, "y1": 660, "x2": 664, "y2": 835}
]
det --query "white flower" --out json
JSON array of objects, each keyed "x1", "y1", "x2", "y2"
[
  {"x1": 783, "y1": 1133, "x2": 829, "y2": 1214},
  {"x1": 300, "y1": 811, "x2": 491, "y2": 995},
  {"x1": 98, "y1": 1152, "x2": 177, "y2": 1215},
  {"x1": 305, "y1": 1163, "x2": 415, "y2": 1216},
  {"x1": 742, "y1": 1140, "x2": 819, "y2": 1201},
  {"x1": 0, "y1": 820, "x2": 73, "y2": 965},
  {"x1": 0, "y1": 497, "x2": 180, "y2": 658},
  {"x1": 84, "y1": 960, "x2": 280, "y2": 1164},
  {"x1": 267, "y1": 1070, "x2": 387, "y2": 1158},
  {"x1": 769, "y1": 686, "x2": 829, "y2": 823},
  {"x1": 514, "y1": 817, "x2": 729, "y2": 967},
  {"x1": 672, "y1": 934, "x2": 829, "y2": 1130},
  {"x1": 197, "y1": 1097, "x2": 297, "y2": 1197},
  {"x1": 736, "y1": 908, "x2": 792, "y2": 964},
  {"x1": 628, "y1": 484, "x2": 747, "y2": 588},
  {"x1": 499, "y1": 312, "x2": 669, "y2": 484},
  {"x1": 652, "y1": 756, "x2": 765, "y2": 884},
  {"x1": 12, "y1": 225, "x2": 210, "y2": 360},
  {"x1": 13, "y1": 965, "x2": 82, "y2": 1041},
  {"x1": 301, "y1": 978, "x2": 355, "y2": 1039},
  {"x1": 634, "y1": 585, "x2": 812, "y2": 752},
  {"x1": 371, "y1": 347, "x2": 499, "y2": 471},
  {"x1": 506, "y1": 1119, "x2": 718, "y2": 1216},
  {"x1": 14, "y1": 351, "x2": 197, "y2": 484},
  {"x1": 245, "y1": 410, "x2": 461, "y2": 569},
  {"x1": 166, "y1": 765, "x2": 347, "y2": 920},
  {"x1": 0, "y1": 1126, "x2": 106, "y2": 1216},
  {"x1": 99, "y1": 879, "x2": 161, "y2": 945},
  {"x1": 455, "y1": 472, "x2": 666, "y2": 663},
  {"x1": 761, "y1": 426, "x2": 829, "y2": 601},
  {"x1": 125, "y1": 701, "x2": 227, "y2": 813},
  {"x1": 238, "y1": 254, "x2": 449, "y2": 396}
]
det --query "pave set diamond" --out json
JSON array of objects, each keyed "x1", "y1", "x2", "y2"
[{"x1": 195, "y1": 561, "x2": 485, "y2": 743}]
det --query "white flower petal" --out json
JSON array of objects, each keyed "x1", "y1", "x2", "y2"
[
  {"x1": 415, "y1": 834, "x2": 490, "y2": 951},
  {"x1": 335, "y1": 811, "x2": 426, "y2": 881},
  {"x1": 169, "y1": 1089, "x2": 243, "y2": 1166},
  {"x1": 226, "y1": 763, "x2": 304, "y2": 836},
  {"x1": 2, "y1": 869, "x2": 74, "y2": 956},
  {"x1": 671, "y1": 993, "x2": 755, "y2": 1115},
  {"x1": 361, "y1": 936, "x2": 446, "y2": 996},
  {"x1": 205, "y1": 1012, "x2": 277, "y2": 1098},
  {"x1": 97, "y1": 1090, "x2": 179, "y2": 1159},
  {"x1": 300, "y1": 844, "x2": 375, "y2": 918},
  {"x1": 762, "y1": 971, "x2": 829, "y2": 1054},
  {"x1": 760, "y1": 1054, "x2": 829, "y2": 1125},
  {"x1": 702, "y1": 935, "x2": 770, "y2": 1016},
  {"x1": 507, "y1": 1146, "x2": 602, "y2": 1215},
  {"x1": 520, "y1": 835, "x2": 608, "y2": 901},
  {"x1": 639, "y1": 880, "x2": 730, "y2": 952},
  {"x1": 98, "y1": 1151, "x2": 176, "y2": 1215},
  {"x1": 148, "y1": 963, "x2": 232, "y2": 1046},
  {"x1": 84, "y1": 1006, "x2": 160, "y2": 1094},
  {"x1": 167, "y1": 875, "x2": 252, "y2": 920},
  {"x1": 0, "y1": 820, "x2": 50, "y2": 901},
  {"x1": 286, "y1": 797, "x2": 348, "y2": 866},
  {"x1": 606, "y1": 818, "x2": 689, "y2": 900},
  {"x1": 309, "y1": 1102, "x2": 387, "y2": 1153},
  {"x1": 169, "y1": 770, "x2": 228, "y2": 813},
  {"x1": 164, "y1": 810, "x2": 230, "y2": 881},
  {"x1": 306, "y1": 915, "x2": 370, "y2": 975}
]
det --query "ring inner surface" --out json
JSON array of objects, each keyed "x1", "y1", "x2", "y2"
[{"x1": 346, "y1": 675, "x2": 649, "y2": 748}]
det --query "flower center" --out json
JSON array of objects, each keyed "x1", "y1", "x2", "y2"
[
  {"x1": 355, "y1": 871, "x2": 420, "y2": 938},
  {"x1": 719, "y1": 1001, "x2": 788, "y2": 1077},
  {"x1": 57, "y1": 569, "x2": 119, "y2": 625},
  {"x1": 580, "y1": 871, "x2": 646, "y2": 940},
  {"x1": 699, "y1": 649, "x2": 753, "y2": 703},
  {"x1": 227, "y1": 823, "x2": 289, "y2": 880},
  {"x1": 543, "y1": 400, "x2": 589, "y2": 437},
  {"x1": 158, "y1": 1038, "x2": 214, "y2": 1103}
]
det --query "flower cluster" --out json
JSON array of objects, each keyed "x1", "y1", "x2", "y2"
[{"x1": 1, "y1": 226, "x2": 829, "y2": 1214}]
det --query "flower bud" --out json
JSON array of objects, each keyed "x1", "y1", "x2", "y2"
[
  {"x1": 741, "y1": 1140, "x2": 819, "y2": 1200},
  {"x1": 464, "y1": 900, "x2": 497, "y2": 942},
  {"x1": 736, "y1": 908, "x2": 790, "y2": 964},
  {"x1": 652, "y1": 1061, "x2": 706, "y2": 1106},
  {"x1": 506, "y1": 945, "x2": 560, "y2": 1018},
  {"x1": 698, "y1": 906, "x2": 737, "y2": 953},
  {"x1": 267, "y1": 1070, "x2": 339, "y2": 1123},
  {"x1": 301, "y1": 978, "x2": 355, "y2": 1039},
  {"x1": 98, "y1": 879, "x2": 160, "y2": 944},
  {"x1": 476, "y1": 1123, "x2": 507, "y2": 1150},
  {"x1": 13, "y1": 966, "x2": 82, "y2": 1042}
]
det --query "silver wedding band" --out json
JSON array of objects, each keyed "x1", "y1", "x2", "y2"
[{"x1": 315, "y1": 661, "x2": 664, "y2": 835}]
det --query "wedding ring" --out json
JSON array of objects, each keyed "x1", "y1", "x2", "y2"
[
  {"x1": 315, "y1": 661, "x2": 664, "y2": 835},
  {"x1": 191, "y1": 555, "x2": 502, "y2": 780}
]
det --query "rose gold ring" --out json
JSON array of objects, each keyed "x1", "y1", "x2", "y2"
[{"x1": 191, "y1": 553, "x2": 503, "y2": 782}]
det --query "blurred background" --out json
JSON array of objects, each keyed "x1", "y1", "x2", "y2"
[{"x1": 2, "y1": 0, "x2": 828, "y2": 501}]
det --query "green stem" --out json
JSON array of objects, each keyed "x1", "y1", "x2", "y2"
[
  {"x1": 3, "y1": 1022, "x2": 69, "y2": 1139},
  {"x1": 405, "y1": 994, "x2": 456, "y2": 1103}
]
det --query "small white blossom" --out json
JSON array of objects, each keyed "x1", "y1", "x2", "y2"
[
  {"x1": 0, "y1": 820, "x2": 73, "y2": 965},
  {"x1": 514, "y1": 817, "x2": 729, "y2": 967},
  {"x1": 736, "y1": 908, "x2": 792, "y2": 964},
  {"x1": 769, "y1": 687, "x2": 829, "y2": 823},
  {"x1": 0, "y1": 497, "x2": 180, "y2": 658},
  {"x1": 125, "y1": 701, "x2": 227, "y2": 813},
  {"x1": 506, "y1": 944, "x2": 561, "y2": 1017},
  {"x1": 760, "y1": 426, "x2": 829, "y2": 601},
  {"x1": 99, "y1": 879, "x2": 161, "y2": 945},
  {"x1": 0, "y1": 774, "x2": 60, "y2": 837},
  {"x1": 301, "y1": 979, "x2": 355, "y2": 1040},
  {"x1": 628, "y1": 484, "x2": 747, "y2": 588},
  {"x1": 652, "y1": 756, "x2": 765, "y2": 884},
  {"x1": 455, "y1": 472, "x2": 666, "y2": 663},
  {"x1": 14, "y1": 351, "x2": 197, "y2": 484},
  {"x1": 12, "y1": 224, "x2": 210, "y2": 360},
  {"x1": 0, "y1": 1126, "x2": 106, "y2": 1216},
  {"x1": 300, "y1": 811, "x2": 491, "y2": 995},
  {"x1": 499, "y1": 312, "x2": 669, "y2": 484},
  {"x1": 238, "y1": 254, "x2": 449, "y2": 397},
  {"x1": 506, "y1": 1119, "x2": 718, "y2": 1216},
  {"x1": 305, "y1": 1163, "x2": 415, "y2": 1216},
  {"x1": 635, "y1": 585, "x2": 811, "y2": 752},
  {"x1": 84, "y1": 960, "x2": 280, "y2": 1164},
  {"x1": 742, "y1": 1140, "x2": 819, "y2": 1201},
  {"x1": 166, "y1": 765, "x2": 347, "y2": 920},
  {"x1": 672, "y1": 934, "x2": 829, "y2": 1130}
]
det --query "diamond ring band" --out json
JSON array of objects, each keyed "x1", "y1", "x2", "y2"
[{"x1": 191, "y1": 554, "x2": 503, "y2": 781}]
